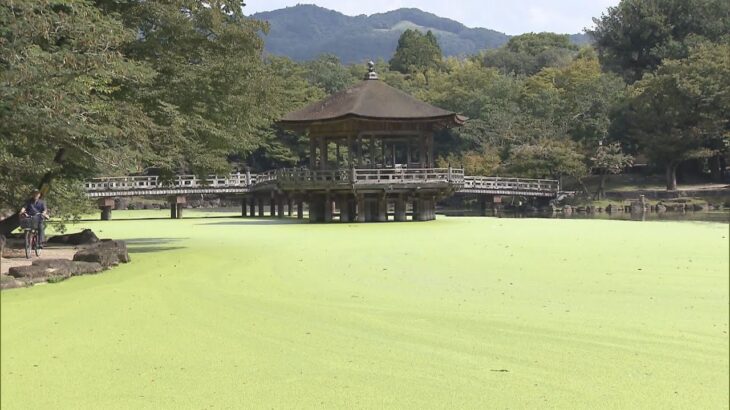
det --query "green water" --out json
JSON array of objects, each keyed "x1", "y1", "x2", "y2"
[{"x1": 2, "y1": 213, "x2": 728, "y2": 409}]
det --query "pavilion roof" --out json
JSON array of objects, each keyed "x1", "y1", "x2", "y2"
[{"x1": 279, "y1": 78, "x2": 466, "y2": 127}]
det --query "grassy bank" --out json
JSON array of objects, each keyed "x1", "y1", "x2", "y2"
[{"x1": 1, "y1": 214, "x2": 728, "y2": 409}]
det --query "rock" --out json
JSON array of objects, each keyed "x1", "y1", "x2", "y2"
[
  {"x1": 563, "y1": 205, "x2": 573, "y2": 214},
  {"x1": 1, "y1": 274, "x2": 24, "y2": 290},
  {"x1": 8, "y1": 264, "x2": 62, "y2": 281},
  {"x1": 73, "y1": 240, "x2": 129, "y2": 268},
  {"x1": 1, "y1": 248, "x2": 26, "y2": 258},
  {"x1": 48, "y1": 229, "x2": 99, "y2": 246},
  {"x1": 32, "y1": 259, "x2": 103, "y2": 276}
]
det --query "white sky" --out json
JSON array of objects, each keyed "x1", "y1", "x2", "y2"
[{"x1": 244, "y1": 0, "x2": 620, "y2": 35}]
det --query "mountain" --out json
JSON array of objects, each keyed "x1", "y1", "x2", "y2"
[{"x1": 250, "y1": 5, "x2": 590, "y2": 63}]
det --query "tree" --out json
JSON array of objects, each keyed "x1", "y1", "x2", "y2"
[
  {"x1": 589, "y1": 0, "x2": 730, "y2": 83},
  {"x1": 507, "y1": 139, "x2": 587, "y2": 183},
  {"x1": 304, "y1": 54, "x2": 358, "y2": 94},
  {"x1": 591, "y1": 143, "x2": 634, "y2": 199},
  {"x1": 480, "y1": 32, "x2": 578, "y2": 76},
  {"x1": 436, "y1": 147, "x2": 501, "y2": 177},
  {"x1": 626, "y1": 40, "x2": 730, "y2": 190},
  {"x1": 0, "y1": 0, "x2": 155, "y2": 232},
  {"x1": 389, "y1": 29, "x2": 442, "y2": 77},
  {"x1": 115, "y1": 0, "x2": 272, "y2": 176}
]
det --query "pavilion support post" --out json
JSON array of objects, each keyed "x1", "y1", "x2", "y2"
[
  {"x1": 320, "y1": 138, "x2": 327, "y2": 170},
  {"x1": 357, "y1": 136, "x2": 363, "y2": 167},
  {"x1": 287, "y1": 198, "x2": 293, "y2": 217},
  {"x1": 394, "y1": 195, "x2": 406, "y2": 222},
  {"x1": 338, "y1": 195, "x2": 350, "y2": 222},
  {"x1": 99, "y1": 198, "x2": 114, "y2": 221},
  {"x1": 241, "y1": 197, "x2": 247, "y2": 217},
  {"x1": 347, "y1": 136, "x2": 354, "y2": 167},
  {"x1": 269, "y1": 196, "x2": 276, "y2": 217},
  {"x1": 323, "y1": 194, "x2": 333, "y2": 222},
  {"x1": 411, "y1": 199, "x2": 418, "y2": 221},
  {"x1": 376, "y1": 194, "x2": 387, "y2": 222},
  {"x1": 249, "y1": 197, "x2": 256, "y2": 217},
  {"x1": 347, "y1": 197, "x2": 357, "y2": 222},
  {"x1": 419, "y1": 134, "x2": 426, "y2": 167},
  {"x1": 415, "y1": 196, "x2": 429, "y2": 221},
  {"x1": 308, "y1": 195, "x2": 323, "y2": 223},
  {"x1": 257, "y1": 197, "x2": 264, "y2": 217},
  {"x1": 297, "y1": 200, "x2": 304, "y2": 219},
  {"x1": 356, "y1": 194, "x2": 366, "y2": 222},
  {"x1": 276, "y1": 196, "x2": 284, "y2": 218}
]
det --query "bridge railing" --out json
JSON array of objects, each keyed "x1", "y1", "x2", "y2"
[
  {"x1": 462, "y1": 176, "x2": 559, "y2": 192},
  {"x1": 84, "y1": 173, "x2": 257, "y2": 192}
]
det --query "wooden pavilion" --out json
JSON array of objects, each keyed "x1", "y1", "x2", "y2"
[{"x1": 271, "y1": 62, "x2": 466, "y2": 222}]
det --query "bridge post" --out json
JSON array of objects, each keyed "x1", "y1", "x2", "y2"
[
  {"x1": 256, "y1": 197, "x2": 263, "y2": 217},
  {"x1": 99, "y1": 198, "x2": 114, "y2": 221},
  {"x1": 169, "y1": 195, "x2": 185, "y2": 219},
  {"x1": 241, "y1": 197, "x2": 247, "y2": 217},
  {"x1": 276, "y1": 196, "x2": 284, "y2": 218},
  {"x1": 491, "y1": 195, "x2": 502, "y2": 216},
  {"x1": 356, "y1": 194, "x2": 365, "y2": 222},
  {"x1": 376, "y1": 194, "x2": 387, "y2": 222},
  {"x1": 248, "y1": 197, "x2": 256, "y2": 217}
]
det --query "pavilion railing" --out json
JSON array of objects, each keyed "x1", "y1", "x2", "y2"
[
  {"x1": 84, "y1": 173, "x2": 256, "y2": 192},
  {"x1": 256, "y1": 167, "x2": 465, "y2": 186}
]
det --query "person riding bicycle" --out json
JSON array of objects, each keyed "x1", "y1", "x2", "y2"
[{"x1": 19, "y1": 190, "x2": 48, "y2": 247}]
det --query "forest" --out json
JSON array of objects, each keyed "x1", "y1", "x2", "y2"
[{"x1": 1, "y1": 0, "x2": 729, "y2": 221}]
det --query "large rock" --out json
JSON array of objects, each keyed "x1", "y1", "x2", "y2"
[
  {"x1": 32, "y1": 259, "x2": 103, "y2": 276},
  {"x1": 48, "y1": 229, "x2": 99, "y2": 246},
  {"x1": 8, "y1": 264, "x2": 64, "y2": 282},
  {"x1": 73, "y1": 240, "x2": 129, "y2": 268}
]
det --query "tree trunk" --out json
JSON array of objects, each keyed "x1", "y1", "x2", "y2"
[
  {"x1": 594, "y1": 173, "x2": 607, "y2": 200},
  {"x1": 665, "y1": 163, "x2": 677, "y2": 191},
  {"x1": 709, "y1": 155, "x2": 722, "y2": 182}
]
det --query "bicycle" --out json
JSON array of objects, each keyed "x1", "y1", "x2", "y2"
[{"x1": 20, "y1": 214, "x2": 44, "y2": 259}]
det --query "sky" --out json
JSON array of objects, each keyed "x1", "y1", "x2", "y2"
[{"x1": 244, "y1": 0, "x2": 620, "y2": 35}]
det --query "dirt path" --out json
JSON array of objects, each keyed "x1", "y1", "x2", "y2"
[{"x1": 1, "y1": 245, "x2": 78, "y2": 275}]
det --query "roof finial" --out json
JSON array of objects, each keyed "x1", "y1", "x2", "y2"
[{"x1": 364, "y1": 60, "x2": 378, "y2": 80}]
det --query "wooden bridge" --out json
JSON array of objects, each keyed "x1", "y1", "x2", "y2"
[
  {"x1": 84, "y1": 168, "x2": 558, "y2": 221},
  {"x1": 85, "y1": 169, "x2": 558, "y2": 198}
]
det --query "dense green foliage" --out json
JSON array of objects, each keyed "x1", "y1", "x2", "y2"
[{"x1": 1, "y1": 0, "x2": 728, "y2": 224}]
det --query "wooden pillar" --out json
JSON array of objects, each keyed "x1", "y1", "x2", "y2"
[
  {"x1": 257, "y1": 197, "x2": 264, "y2": 217},
  {"x1": 347, "y1": 197, "x2": 357, "y2": 222},
  {"x1": 357, "y1": 136, "x2": 363, "y2": 167},
  {"x1": 323, "y1": 194, "x2": 333, "y2": 222},
  {"x1": 376, "y1": 194, "x2": 387, "y2": 222},
  {"x1": 287, "y1": 198, "x2": 293, "y2": 217},
  {"x1": 297, "y1": 200, "x2": 304, "y2": 219},
  {"x1": 249, "y1": 197, "x2": 256, "y2": 217},
  {"x1": 269, "y1": 196, "x2": 276, "y2": 217},
  {"x1": 169, "y1": 196, "x2": 185, "y2": 219},
  {"x1": 419, "y1": 133, "x2": 426, "y2": 167},
  {"x1": 347, "y1": 136, "x2": 354, "y2": 167},
  {"x1": 320, "y1": 138, "x2": 327, "y2": 170},
  {"x1": 308, "y1": 195, "x2": 322, "y2": 223},
  {"x1": 338, "y1": 195, "x2": 350, "y2": 222},
  {"x1": 415, "y1": 196, "x2": 427, "y2": 221},
  {"x1": 276, "y1": 196, "x2": 284, "y2": 218},
  {"x1": 395, "y1": 195, "x2": 406, "y2": 222},
  {"x1": 369, "y1": 136, "x2": 375, "y2": 166},
  {"x1": 356, "y1": 194, "x2": 366, "y2": 222},
  {"x1": 336, "y1": 142, "x2": 341, "y2": 168},
  {"x1": 99, "y1": 198, "x2": 114, "y2": 221},
  {"x1": 241, "y1": 197, "x2": 247, "y2": 217}
]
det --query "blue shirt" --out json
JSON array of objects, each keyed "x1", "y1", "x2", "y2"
[{"x1": 24, "y1": 199, "x2": 46, "y2": 216}]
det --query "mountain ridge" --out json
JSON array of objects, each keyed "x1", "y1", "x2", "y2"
[{"x1": 250, "y1": 5, "x2": 591, "y2": 63}]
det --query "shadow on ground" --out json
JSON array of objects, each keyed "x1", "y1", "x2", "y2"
[
  {"x1": 124, "y1": 238, "x2": 187, "y2": 254},
  {"x1": 199, "y1": 219, "x2": 306, "y2": 226}
]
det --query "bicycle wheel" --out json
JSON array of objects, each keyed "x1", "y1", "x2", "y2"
[
  {"x1": 34, "y1": 232, "x2": 41, "y2": 257},
  {"x1": 24, "y1": 230, "x2": 31, "y2": 259}
]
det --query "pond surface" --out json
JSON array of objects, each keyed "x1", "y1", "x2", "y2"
[{"x1": 440, "y1": 209, "x2": 729, "y2": 223}]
